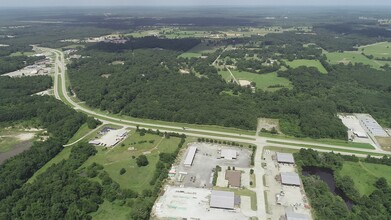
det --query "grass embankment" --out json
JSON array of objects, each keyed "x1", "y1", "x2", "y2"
[
  {"x1": 219, "y1": 70, "x2": 292, "y2": 91},
  {"x1": 90, "y1": 200, "x2": 131, "y2": 220},
  {"x1": 28, "y1": 146, "x2": 73, "y2": 183},
  {"x1": 213, "y1": 186, "x2": 257, "y2": 211},
  {"x1": 340, "y1": 161, "x2": 391, "y2": 195},
  {"x1": 66, "y1": 123, "x2": 94, "y2": 144},
  {"x1": 285, "y1": 59, "x2": 328, "y2": 74},
  {"x1": 261, "y1": 133, "x2": 374, "y2": 149},
  {"x1": 266, "y1": 140, "x2": 384, "y2": 156}
]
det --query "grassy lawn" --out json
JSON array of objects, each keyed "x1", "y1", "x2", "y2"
[
  {"x1": 326, "y1": 51, "x2": 391, "y2": 70},
  {"x1": 264, "y1": 146, "x2": 300, "y2": 154},
  {"x1": 359, "y1": 42, "x2": 391, "y2": 59},
  {"x1": 285, "y1": 59, "x2": 328, "y2": 74},
  {"x1": 213, "y1": 187, "x2": 257, "y2": 211},
  {"x1": 219, "y1": 70, "x2": 292, "y2": 91},
  {"x1": 66, "y1": 123, "x2": 94, "y2": 144},
  {"x1": 80, "y1": 131, "x2": 181, "y2": 192},
  {"x1": 340, "y1": 161, "x2": 391, "y2": 195},
  {"x1": 28, "y1": 146, "x2": 73, "y2": 183},
  {"x1": 90, "y1": 200, "x2": 132, "y2": 220},
  {"x1": 179, "y1": 52, "x2": 202, "y2": 58}
]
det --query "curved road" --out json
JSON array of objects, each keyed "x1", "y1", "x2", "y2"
[{"x1": 39, "y1": 46, "x2": 391, "y2": 220}]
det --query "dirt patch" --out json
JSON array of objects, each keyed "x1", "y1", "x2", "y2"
[
  {"x1": 377, "y1": 137, "x2": 391, "y2": 151},
  {"x1": 101, "y1": 74, "x2": 112, "y2": 78},
  {"x1": 0, "y1": 141, "x2": 33, "y2": 164},
  {"x1": 257, "y1": 118, "x2": 280, "y2": 134},
  {"x1": 17, "y1": 133, "x2": 35, "y2": 141}
]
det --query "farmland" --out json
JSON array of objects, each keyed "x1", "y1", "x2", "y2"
[
  {"x1": 326, "y1": 51, "x2": 391, "y2": 70},
  {"x1": 285, "y1": 59, "x2": 328, "y2": 73},
  {"x1": 359, "y1": 42, "x2": 391, "y2": 59},
  {"x1": 219, "y1": 70, "x2": 292, "y2": 91}
]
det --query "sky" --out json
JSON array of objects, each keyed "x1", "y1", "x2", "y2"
[{"x1": 0, "y1": 0, "x2": 390, "y2": 7}]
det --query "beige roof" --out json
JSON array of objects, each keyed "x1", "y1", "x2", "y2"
[{"x1": 225, "y1": 170, "x2": 241, "y2": 188}]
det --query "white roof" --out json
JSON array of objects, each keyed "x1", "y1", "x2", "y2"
[
  {"x1": 357, "y1": 114, "x2": 389, "y2": 137},
  {"x1": 184, "y1": 146, "x2": 197, "y2": 166},
  {"x1": 210, "y1": 190, "x2": 235, "y2": 209},
  {"x1": 276, "y1": 153, "x2": 295, "y2": 163},
  {"x1": 221, "y1": 149, "x2": 237, "y2": 160},
  {"x1": 353, "y1": 131, "x2": 368, "y2": 138},
  {"x1": 281, "y1": 172, "x2": 301, "y2": 186},
  {"x1": 286, "y1": 211, "x2": 310, "y2": 220},
  {"x1": 97, "y1": 128, "x2": 127, "y2": 147}
]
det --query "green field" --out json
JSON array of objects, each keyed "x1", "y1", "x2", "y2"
[
  {"x1": 340, "y1": 161, "x2": 391, "y2": 195},
  {"x1": 285, "y1": 59, "x2": 328, "y2": 74},
  {"x1": 80, "y1": 131, "x2": 180, "y2": 192},
  {"x1": 90, "y1": 200, "x2": 131, "y2": 220},
  {"x1": 326, "y1": 52, "x2": 391, "y2": 70},
  {"x1": 179, "y1": 42, "x2": 221, "y2": 58},
  {"x1": 219, "y1": 70, "x2": 292, "y2": 91},
  {"x1": 360, "y1": 42, "x2": 391, "y2": 59}
]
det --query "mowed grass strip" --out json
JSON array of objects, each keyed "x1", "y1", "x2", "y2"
[
  {"x1": 90, "y1": 200, "x2": 131, "y2": 220},
  {"x1": 340, "y1": 161, "x2": 391, "y2": 195},
  {"x1": 261, "y1": 133, "x2": 374, "y2": 149},
  {"x1": 219, "y1": 70, "x2": 292, "y2": 91},
  {"x1": 285, "y1": 59, "x2": 328, "y2": 74}
]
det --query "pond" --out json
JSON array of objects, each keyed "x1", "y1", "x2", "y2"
[{"x1": 302, "y1": 166, "x2": 354, "y2": 209}]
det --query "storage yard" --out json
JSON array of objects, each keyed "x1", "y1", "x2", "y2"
[
  {"x1": 263, "y1": 149, "x2": 312, "y2": 220},
  {"x1": 152, "y1": 142, "x2": 256, "y2": 219}
]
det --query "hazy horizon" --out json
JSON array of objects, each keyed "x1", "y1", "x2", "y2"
[{"x1": 1, "y1": 0, "x2": 391, "y2": 7}]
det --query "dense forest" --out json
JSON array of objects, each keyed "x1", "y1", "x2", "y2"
[
  {"x1": 295, "y1": 149, "x2": 391, "y2": 220},
  {"x1": 68, "y1": 34, "x2": 391, "y2": 138},
  {"x1": 0, "y1": 76, "x2": 87, "y2": 200}
]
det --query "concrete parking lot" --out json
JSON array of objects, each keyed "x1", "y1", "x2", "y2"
[{"x1": 175, "y1": 142, "x2": 252, "y2": 188}]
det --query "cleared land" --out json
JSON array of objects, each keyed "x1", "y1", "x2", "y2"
[
  {"x1": 326, "y1": 52, "x2": 391, "y2": 70},
  {"x1": 219, "y1": 70, "x2": 292, "y2": 91},
  {"x1": 360, "y1": 42, "x2": 391, "y2": 59},
  {"x1": 0, "y1": 129, "x2": 38, "y2": 164},
  {"x1": 340, "y1": 161, "x2": 391, "y2": 195},
  {"x1": 285, "y1": 59, "x2": 328, "y2": 74},
  {"x1": 80, "y1": 131, "x2": 181, "y2": 192}
]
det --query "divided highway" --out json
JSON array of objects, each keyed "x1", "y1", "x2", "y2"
[{"x1": 39, "y1": 46, "x2": 391, "y2": 220}]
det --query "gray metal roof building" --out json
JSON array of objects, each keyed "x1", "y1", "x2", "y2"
[
  {"x1": 184, "y1": 146, "x2": 197, "y2": 166},
  {"x1": 281, "y1": 172, "x2": 301, "y2": 186},
  {"x1": 210, "y1": 190, "x2": 235, "y2": 210},
  {"x1": 286, "y1": 211, "x2": 310, "y2": 220},
  {"x1": 276, "y1": 152, "x2": 295, "y2": 164},
  {"x1": 356, "y1": 114, "x2": 389, "y2": 137}
]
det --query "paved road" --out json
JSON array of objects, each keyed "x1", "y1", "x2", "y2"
[{"x1": 38, "y1": 46, "x2": 391, "y2": 219}]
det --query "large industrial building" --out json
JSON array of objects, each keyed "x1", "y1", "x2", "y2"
[
  {"x1": 285, "y1": 211, "x2": 310, "y2": 220},
  {"x1": 281, "y1": 172, "x2": 301, "y2": 186},
  {"x1": 277, "y1": 153, "x2": 295, "y2": 164},
  {"x1": 210, "y1": 190, "x2": 235, "y2": 210},
  {"x1": 356, "y1": 114, "x2": 389, "y2": 137}
]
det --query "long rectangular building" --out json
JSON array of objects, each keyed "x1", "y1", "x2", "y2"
[{"x1": 184, "y1": 146, "x2": 197, "y2": 166}]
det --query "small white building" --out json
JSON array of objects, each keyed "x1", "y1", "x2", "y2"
[
  {"x1": 221, "y1": 149, "x2": 237, "y2": 160},
  {"x1": 210, "y1": 190, "x2": 235, "y2": 210},
  {"x1": 184, "y1": 146, "x2": 197, "y2": 166}
]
